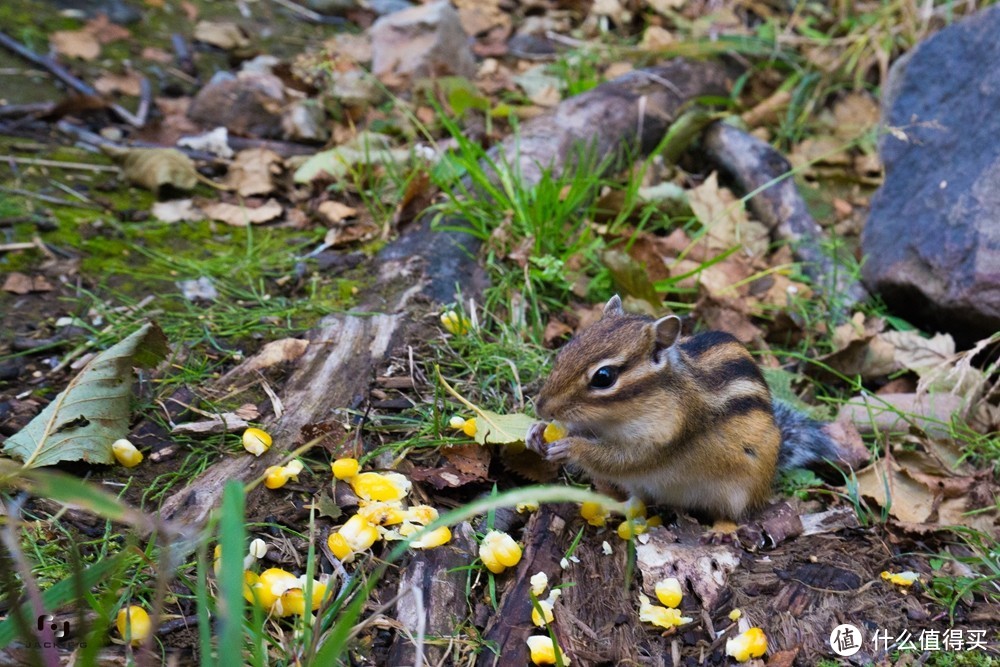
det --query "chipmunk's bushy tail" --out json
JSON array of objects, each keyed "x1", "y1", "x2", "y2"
[{"x1": 773, "y1": 401, "x2": 840, "y2": 470}]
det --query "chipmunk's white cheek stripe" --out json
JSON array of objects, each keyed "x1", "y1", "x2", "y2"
[{"x1": 705, "y1": 378, "x2": 768, "y2": 410}]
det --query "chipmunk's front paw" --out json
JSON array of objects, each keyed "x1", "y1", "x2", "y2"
[
  {"x1": 543, "y1": 438, "x2": 573, "y2": 464},
  {"x1": 526, "y1": 422, "x2": 548, "y2": 456}
]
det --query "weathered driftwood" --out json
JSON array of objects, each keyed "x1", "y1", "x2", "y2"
[
  {"x1": 702, "y1": 122, "x2": 869, "y2": 307},
  {"x1": 476, "y1": 505, "x2": 572, "y2": 667},
  {"x1": 386, "y1": 522, "x2": 476, "y2": 666},
  {"x1": 158, "y1": 58, "x2": 731, "y2": 528}
]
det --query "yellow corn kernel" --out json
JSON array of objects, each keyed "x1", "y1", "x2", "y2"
[
  {"x1": 526, "y1": 635, "x2": 570, "y2": 665},
  {"x1": 277, "y1": 579, "x2": 327, "y2": 616},
  {"x1": 358, "y1": 501, "x2": 406, "y2": 526},
  {"x1": 726, "y1": 627, "x2": 768, "y2": 662},
  {"x1": 242, "y1": 428, "x2": 272, "y2": 456},
  {"x1": 654, "y1": 577, "x2": 683, "y2": 608},
  {"x1": 729, "y1": 608, "x2": 742, "y2": 621},
  {"x1": 617, "y1": 518, "x2": 648, "y2": 540},
  {"x1": 404, "y1": 505, "x2": 439, "y2": 525},
  {"x1": 624, "y1": 497, "x2": 647, "y2": 520},
  {"x1": 327, "y1": 533, "x2": 353, "y2": 560},
  {"x1": 638, "y1": 594, "x2": 692, "y2": 629},
  {"x1": 580, "y1": 501, "x2": 608, "y2": 527},
  {"x1": 410, "y1": 525, "x2": 452, "y2": 549},
  {"x1": 530, "y1": 572, "x2": 548, "y2": 597},
  {"x1": 112, "y1": 439, "x2": 143, "y2": 468},
  {"x1": 264, "y1": 465, "x2": 290, "y2": 489},
  {"x1": 531, "y1": 598, "x2": 555, "y2": 627},
  {"x1": 881, "y1": 570, "x2": 920, "y2": 586},
  {"x1": 480, "y1": 530, "x2": 522, "y2": 574},
  {"x1": 243, "y1": 570, "x2": 261, "y2": 605},
  {"x1": 255, "y1": 568, "x2": 299, "y2": 610},
  {"x1": 350, "y1": 472, "x2": 411, "y2": 502},
  {"x1": 284, "y1": 460, "x2": 304, "y2": 480},
  {"x1": 115, "y1": 605, "x2": 151, "y2": 646},
  {"x1": 332, "y1": 458, "x2": 360, "y2": 480},
  {"x1": 462, "y1": 418, "x2": 478, "y2": 437},
  {"x1": 517, "y1": 501, "x2": 539, "y2": 513},
  {"x1": 448, "y1": 415, "x2": 467, "y2": 430},
  {"x1": 542, "y1": 421, "x2": 567, "y2": 442},
  {"x1": 328, "y1": 514, "x2": 380, "y2": 562},
  {"x1": 440, "y1": 310, "x2": 471, "y2": 335}
]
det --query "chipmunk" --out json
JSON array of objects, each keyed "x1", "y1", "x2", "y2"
[{"x1": 526, "y1": 295, "x2": 840, "y2": 522}]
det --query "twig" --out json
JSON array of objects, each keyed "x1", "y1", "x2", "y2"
[
  {"x1": 268, "y1": 0, "x2": 347, "y2": 25},
  {"x1": 0, "y1": 186, "x2": 103, "y2": 210},
  {"x1": 0, "y1": 155, "x2": 119, "y2": 172}
]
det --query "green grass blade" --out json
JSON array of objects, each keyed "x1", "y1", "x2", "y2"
[{"x1": 216, "y1": 482, "x2": 247, "y2": 666}]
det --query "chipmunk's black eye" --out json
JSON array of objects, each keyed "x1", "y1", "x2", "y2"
[{"x1": 589, "y1": 366, "x2": 619, "y2": 389}]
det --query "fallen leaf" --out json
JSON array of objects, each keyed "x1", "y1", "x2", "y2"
[
  {"x1": 94, "y1": 71, "x2": 143, "y2": 96},
  {"x1": 241, "y1": 338, "x2": 310, "y2": 373},
  {"x1": 442, "y1": 442, "x2": 491, "y2": 479},
  {"x1": 85, "y1": 15, "x2": 130, "y2": 44},
  {"x1": 193, "y1": 21, "x2": 249, "y2": 50},
  {"x1": 3, "y1": 273, "x2": 53, "y2": 295},
  {"x1": 2, "y1": 323, "x2": 169, "y2": 467},
  {"x1": 151, "y1": 199, "x2": 203, "y2": 223},
  {"x1": 109, "y1": 147, "x2": 200, "y2": 193},
  {"x1": 317, "y1": 200, "x2": 358, "y2": 224},
  {"x1": 293, "y1": 132, "x2": 410, "y2": 183},
  {"x1": 201, "y1": 199, "x2": 283, "y2": 227},
  {"x1": 689, "y1": 172, "x2": 770, "y2": 258},
  {"x1": 50, "y1": 30, "x2": 101, "y2": 60},
  {"x1": 224, "y1": 148, "x2": 283, "y2": 196},
  {"x1": 836, "y1": 392, "x2": 967, "y2": 439}
]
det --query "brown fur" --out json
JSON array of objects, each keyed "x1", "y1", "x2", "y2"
[{"x1": 533, "y1": 296, "x2": 781, "y2": 521}]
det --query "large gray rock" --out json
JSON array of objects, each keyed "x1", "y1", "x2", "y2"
[
  {"x1": 369, "y1": 0, "x2": 476, "y2": 81},
  {"x1": 862, "y1": 6, "x2": 1000, "y2": 344}
]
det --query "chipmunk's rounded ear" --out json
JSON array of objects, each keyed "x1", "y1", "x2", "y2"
[
  {"x1": 603, "y1": 294, "x2": 624, "y2": 317},
  {"x1": 653, "y1": 315, "x2": 681, "y2": 349}
]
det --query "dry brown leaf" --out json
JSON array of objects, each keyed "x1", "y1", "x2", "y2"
[
  {"x1": 241, "y1": 338, "x2": 310, "y2": 373},
  {"x1": 50, "y1": 30, "x2": 100, "y2": 60},
  {"x1": 94, "y1": 71, "x2": 143, "y2": 96},
  {"x1": 2, "y1": 272, "x2": 53, "y2": 295},
  {"x1": 788, "y1": 135, "x2": 851, "y2": 170},
  {"x1": 323, "y1": 221, "x2": 378, "y2": 247},
  {"x1": 855, "y1": 459, "x2": 936, "y2": 524},
  {"x1": 317, "y1": 200, "x2": 359, "y2": 225},
  {"x1": 543, "y1": 318, "x2": 573, "y2": 345},
  {"x1": 193, "y1": 21, "x2": 249, "y2": 50},
  {"x1": 688, "y1": 172, "x2": 770, "y2": 258},
  {"x1": 830, "y1": 92, "x2": 880, "y2": 142},
  {"x1": 224, "y1": 148, "x2": 283, "y2": 197},
  {"x1": 836, "y1": 392, "x2": 967, "y2": 439},
  {"x1": 85, "y1": 15, "x2": 130, "y2": 43},
  {"x1": 442, "y1": 442, "x2": 491, "y2": 479},
  {"x1": 454, "y1": 0, "x2": 509, "y2": 36},
  {"x1": 818, "y1": 313, "x2": 898, "y2": 379},
  {"x1": 639, "y1": 25, "x2": 674, "y2": 51},
  {"x1": 201, "y1": 199, "x2": 283, "y2": 227}
]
